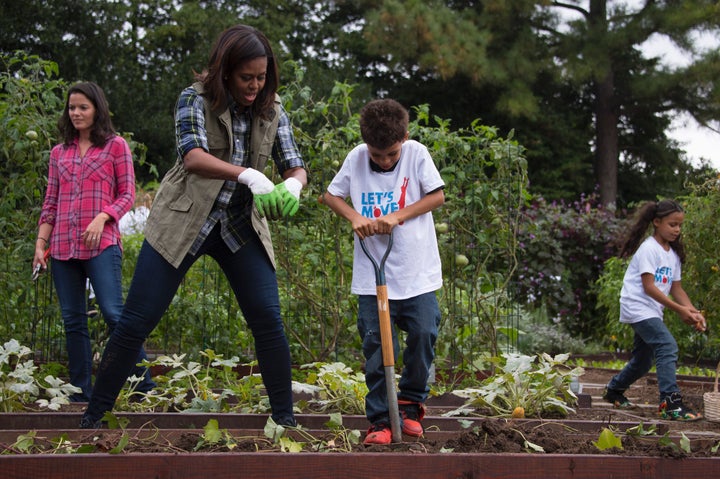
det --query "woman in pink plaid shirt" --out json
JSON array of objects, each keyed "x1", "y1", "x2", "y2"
[{"x1": 33, "y1": 82, "x2": 155, "y2": 402}]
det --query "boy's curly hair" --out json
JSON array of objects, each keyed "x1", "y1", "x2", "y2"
[{"x1": 359, "y1": 99, "x2": 409, "y2": 150}]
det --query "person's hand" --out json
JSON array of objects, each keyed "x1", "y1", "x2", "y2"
[
  {"x1": 374, "y1": 213, "x2": 399, "y2": 235},
  {"x1": 274, "y1": 177, "x2": 303, "y2": 217},
  {"x1": 237, "y1": 168, "x2": 274, "y2": 195},
  {"x1": 32, "y1": 243, "x2": 50, "y2": 281},
  {"x1": 82, "y1": 214, "x2": 108, "y2": 249},
  {"x1": 680, "y1": 306, "x2": 707, "y2": 332},
  {"x1": 254, "y1": 190, "x2": 284, "y2": 219},
  {"x1": 238, "y1": 168, "x2": 281, "y2": 218},
  {"x1": 352, "y1": 216, "x2": 376, "y2": 240},
  {"x1": 693, "y1": 311, "x2": 707, "y2": 332}
]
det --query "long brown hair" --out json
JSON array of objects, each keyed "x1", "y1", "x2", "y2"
[
  {"x1": 57, "y1": 81, "x2": 115, "y2": 146},
  {"x1": 617, "y1": 199, "x2": 686, "y2": 262},
  {"x1": 196, "y1": 24, "x2": 279, "y2": 119}
]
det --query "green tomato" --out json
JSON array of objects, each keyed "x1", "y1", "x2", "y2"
[
  {"x1": 435, "y1": 222, "x2": 449, "y2": 234},
  {"x1": 455, "y1": 254, "x2": 469, "y2": 267},
  {"x1": 25, "y1": 130, "x2": 38, "y2": 140}
]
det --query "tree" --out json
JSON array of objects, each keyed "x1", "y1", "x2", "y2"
[
  {"x1": 3, "y1": 1, "x2": 717, "y2": 203},
  {"x1": 352, "y1": 0, "x2": 720, "y2": 205}
]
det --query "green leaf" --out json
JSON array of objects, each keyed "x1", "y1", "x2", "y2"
[
  {"x1": 679, "y1": 433, "x2": 692, "y2": 453},
  {"x1": 279, "y1": 436, "x2": 304, "y2": 453},
  {"x1": 203, "y1": 419, "x2": 222, "y2": 444},
  {"x1": 108, "y1": 433, "x2": 130, "y2": 454},
  {"x1": 12, "y1": 432, "x2": 36, "y2": 452},
  {"x1": 593, "y1": 428, "x2": 623, "y2": 451}
]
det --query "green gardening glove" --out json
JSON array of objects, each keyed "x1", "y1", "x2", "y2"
[
  {"x1": 237, "y1": 168, "x2": 284, "y2": 219},
  {"x1": 275, "y1": 177, "x2": 303, "y2": 217},
  {"x1": 254, "y1": 188, "x2": 284, "y2": 220}
]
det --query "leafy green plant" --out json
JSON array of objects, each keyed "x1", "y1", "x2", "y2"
[
  {"x1": 593, "y1": 255, "x2": 632, "y2": 352},
  {"x1": 0, "y1": 339, "x2": 79, "y2": 411},
  {"x1": 298, "y1": 362, "x2": 367, "y2": 415},
  {"x1": 447, "y1": 353, "x2": 583, "y2": 418},
  {"x1": 516, "y1": 305, "x2": 591, "y2": 356},
  {"x1": 116, "y1": 350, "x2": 270, "y2": 415},
  {"x1": 625, "y1": 422, "x2": 658, "y2": 437},
  {"x1": 593, "y1": 428, "x2": 623, "y2": 451},
  {"x1": 195, "y1": 418, "x2": 242, "y2": 452},
  {"x1": 515, "y1": 193, "x2": 622, "y2": 342},
  {"x1": 680, "y1": 176, "x2": 720, "y2": 360}
]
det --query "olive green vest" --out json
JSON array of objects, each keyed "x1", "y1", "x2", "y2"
[{"x1": 144, "y1": 82, "x2": 281, "y2": 269}]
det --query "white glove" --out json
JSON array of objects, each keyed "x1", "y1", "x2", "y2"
[
  {"x1": 237, "y1": 168, "x2": 274, "y2": 195},
  {"x1": 274, "y1": 177, "x2": 303, "y2": 217},
  {"x1": 283, "y1": 177, "x2": 303, "y2": 200}
]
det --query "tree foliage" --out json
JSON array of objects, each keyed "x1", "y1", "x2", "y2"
[
  {"x1": 1, "y1": 0, "x2": 718, "y2": 203},
  {"x1": 353, "y1": 0, "x2": 720, "y2": 205}
]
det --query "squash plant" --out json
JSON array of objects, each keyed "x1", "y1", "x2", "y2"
[{"x1": 448, "y1": 352, "x2": 583, "y2": 418}]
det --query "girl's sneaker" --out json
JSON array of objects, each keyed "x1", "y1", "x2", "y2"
[
  {"x1": 658, "y1": 392, "x2": 702, "y2": 421},
  {"x1": 602, "y1": 387, "x2": 636, "y2": 408}
]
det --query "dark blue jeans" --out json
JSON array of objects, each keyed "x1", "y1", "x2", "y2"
[
  {"x1": 51, "y1": 245, "x2": 155, "y2": 402},
  {"x1": 358, "y1": 291, "x2": 440, "y2": 425},
  {"x1": 607, "y1": 317, "x2": 679, "y2": 402},
  {"x1": 83, "y1": 224, "x2": 294, "y2": 424}
]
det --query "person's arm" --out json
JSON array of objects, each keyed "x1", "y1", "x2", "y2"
[
  {"x1": 669, "y1": 280, "x2": 706, "y2": 331},
  {"x1": 281, "y1": 166, "x2": 307, "y2": 188},
  {"x1": 33, "y1": 223, "x2": 53, "y2": 270},
  {"x1": 373, "y1": 189, "x2": 445, "y2": 234},
  {"x1": 182, "y1": 148, "x2": 248, "y2": 181},
  {"x1": 642, "y1": 274, "x2": 705, "y2": 331},
  {"x1": 176, "y1": 87, "x2": 264, "y2": 183},
  {"x1": 322, "y1": 192, "x2": 375, "y2": 240},
  {"x1": 34, "y1": 148, "x2": 59, "y2": 270}
]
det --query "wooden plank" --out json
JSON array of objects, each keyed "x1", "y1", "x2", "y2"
[{"x1": 2, "y1": 453, "x2": 720, "y2": 479}]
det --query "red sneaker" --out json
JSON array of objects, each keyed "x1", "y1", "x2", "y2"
[
  {"x1": 399, "y1": 400, "x2": 426, "y2": 437},
  {"x1": 363, "y1": 423, "x2": 392, "y2": 445}
]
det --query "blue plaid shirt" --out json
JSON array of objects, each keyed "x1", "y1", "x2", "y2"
[{"x1": 175, "y1": 87, "x2": 304, "y2": 255}]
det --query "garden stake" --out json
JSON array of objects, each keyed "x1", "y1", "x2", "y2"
[{"x1": 359, "y1": 232, "x2": 402, "y2": 443}]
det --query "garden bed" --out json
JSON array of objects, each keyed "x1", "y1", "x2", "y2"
[{"x1": 2, "y1": 368, "x2": 720, "y2": 478}]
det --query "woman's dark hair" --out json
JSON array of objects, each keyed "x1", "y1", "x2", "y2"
[
  {"x1": 359, "y1": 99, "x2": 409, "y2": 150},
  {"x1": 618, "y1": 199, "x2": 686, "y2": 262},
  {"x1": 58, "y1": 81, "x2": 115, "y2": 146},
  {"x1": 196, "y1": 24, "x2": 279, "y2": 118}
]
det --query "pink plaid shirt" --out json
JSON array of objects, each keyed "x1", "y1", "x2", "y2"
[{"x1": 39, "y1": 135, "x2": 135, "y2": 260}]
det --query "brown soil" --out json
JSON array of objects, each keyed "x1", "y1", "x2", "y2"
[
  {"x1": 34, "y1": 367, "x2": 720, "y2": 458},
  {"x1": 358, "y1": 367, "x2": 720, "y2": 457}
]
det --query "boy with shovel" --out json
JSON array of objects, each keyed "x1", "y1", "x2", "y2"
[{"x1": 322, "y1": 99, "x2": 445, "y2": 445}]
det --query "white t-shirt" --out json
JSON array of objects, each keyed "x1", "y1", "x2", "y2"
[
  {"x1": 619, "y1": 236, "x2": 681, "y2": 324},
  {"x1": 119, "y1": 206, "x2": 150, "y2": 235},
  {"x1": 328, "y1": 140, "x2": 445, "y2": 299}
]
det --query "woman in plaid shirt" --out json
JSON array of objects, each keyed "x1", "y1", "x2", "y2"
[
  {"x1": 80, "y1": 25, "x2": 307, "y2": 428},
  {"x1": 33, "y1": 82, "x2": 156, "y2": 402}
]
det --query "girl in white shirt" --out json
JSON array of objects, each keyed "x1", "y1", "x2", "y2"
[{"x1": 604, "y1": 199, "x2": 705, "y2": 421}]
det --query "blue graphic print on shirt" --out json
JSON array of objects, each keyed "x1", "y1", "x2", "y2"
[
  {"x1": 360, "y1": 177, "x2": 410, "y2": 219},
  {"x1": 655, "y1": 266, "x2": 672, "y2": 285}
]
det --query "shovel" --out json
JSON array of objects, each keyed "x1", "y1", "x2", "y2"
[{"x1": 359, "y1": 232, "x2": 402, "y2": 443}]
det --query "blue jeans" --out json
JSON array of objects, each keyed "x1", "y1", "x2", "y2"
[
  {"x1": 358, "y1": 291, "x2": 440, "y2": 424},
  {"x1": 83, "y1": 223, "x2": 294, "y2": 424},
  {"x1": 51, "y1": 245, "x2": 155, "y2": 402},
  {"x1": 607, "y1": 317, "x2": 679, "y2": 402}
]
